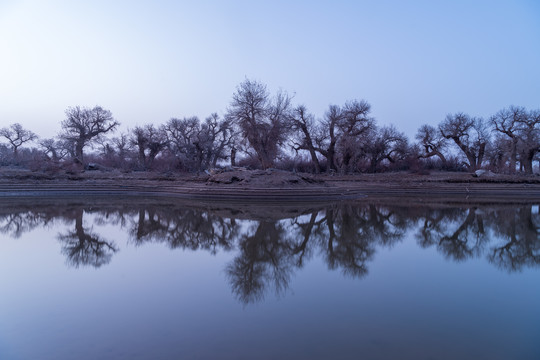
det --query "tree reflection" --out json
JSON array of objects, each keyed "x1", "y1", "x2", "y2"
[
  {"x1": 324, "y1": 204, "x2": 404, "y2": 277},
  {"x1": 487, "y1": 206, "x2": 540, "y2": 271},
  {"x1": 416, "y1": 207, "x2": 489, "y2": 261},
  {"x1": 225, "y1": 204, "x2": 406, "y2": 304},
  {"x1": 227, "y1": 221, "x2": 296, "y2": 304},
  {"x1": 57, "y1": 208, "x2": 118, "y2": 268},
  {"x1": 129, "y1": 207, "x2": 237, "y2": 254},
  {"x1": 0, "y1": 207, "x2": 57, "y2": 238},
  {"x1": 1, "y1": 198, "x2": 540, "y2": 303}
]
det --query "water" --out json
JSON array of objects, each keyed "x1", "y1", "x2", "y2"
[{"x1": 0, "y1": 197, "x2": 539, "y2": 360}]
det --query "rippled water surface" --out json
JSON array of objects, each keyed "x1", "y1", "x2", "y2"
[{"x1": 0, "y1": 197, "x2": 539, "y2": 360}]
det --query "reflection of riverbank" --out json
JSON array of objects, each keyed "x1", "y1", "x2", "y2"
[{"x1": 0, "y1": 198, "x2": 539, "y2": 304}]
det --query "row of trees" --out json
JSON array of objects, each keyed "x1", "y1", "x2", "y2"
[{"x1": 1, "y1": 79, "x2": 539, "y2": 174}]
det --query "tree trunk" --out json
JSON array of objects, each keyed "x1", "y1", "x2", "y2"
[
  {"x1": 230, "y1": 147, "x2": 237, "y2": 167},
  {"x1": 309, "y1": 148, "x2": 321, "y2": 173},
  {"x1": 326, "y1": 143, "x2": 337, "y2": 173},
  {"x1": 75, "y1": 141, "x2": 84, "y2": 164},
  {"x1": 509, "y1": 137, "x2": 518, "y2": 174},
  {"x1": 138, "y1": 148, "x2": 146, "y2": 169},
  {"x1": 523, "y1": 150, "x2": 535, "y2": 174}
]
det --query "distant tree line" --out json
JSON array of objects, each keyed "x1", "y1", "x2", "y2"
[{"x1": 1, "y1": 79, "x2": 539, "y2": 174}]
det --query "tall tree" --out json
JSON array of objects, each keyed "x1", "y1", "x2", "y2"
[
  {"x1": 313, "y1": 104, "x2": 342, "y2": 172},
  {"x1": 336, "y1": 100, "x2": 375, "y2": 173},
  {"x1": 164, "y1": 114, "x2": 233, "y2": 172},
  {"x1": 61, "y1": 106, "x2": 119, "y2": 163},
  {"x1": 439, "y1": 113, "x2": 489, "y2": 171},
  {"x1": 416, "y1": 124, "x2": 448, "y2": 165},
  {"x1": 0, "y1": 123, "x2": 38, "y2": 158},
  {"x1": 226, "y1": 79, "x2": 293, "y2": 169},
  {"x1": 130, "y1": 124, "x2": 168, "y2": 170},
  {"x1": 517, "y1": 109, "x2": 540, "y2": 174},
  {"x1": 291, "y1": 105, "x2": 321, "y2": 173},
  {"x1": 490, "y1": 106, "x2": 528, "y2": 173},
  {"x1": 363, "y1": 125, "x2": 408, "y2": 173}
]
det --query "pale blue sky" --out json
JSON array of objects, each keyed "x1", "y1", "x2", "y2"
[{"x1": 1, "y1": 0, "x2": 539, "y2": 140}]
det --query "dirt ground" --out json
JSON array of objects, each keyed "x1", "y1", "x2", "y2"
[{"x1": 0, "y1": 167, "x2": 539, "y2": 204}]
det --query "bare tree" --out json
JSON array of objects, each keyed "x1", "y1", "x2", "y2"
[
  {"x1": 517, "y1": 109, "x2": 540, "y2": 174},
  {"x1": 291, "y1": 105, "x2": 321, "y2": 173},
  {"x1": 363, "y1": 125, "x2": 408, "y2": 173},
  {"x1": 163, "y1": 116, "x2": 201, "y2": 171},
  {"x1": 336, "y1": 100, "x2": 375, "y2": 173},
  {"x1": 0, "y1": 123, "x2": 38, "y2": 159},
  {"x1": 313, "y1": 104, "x2": 342, "y2": 172},
  {"x1": 416, "y1": 124, "x2": 448, "y2": 165},
  {"x1": 203, "y1": 113, "x2": 234, "y2": 168},
  {"x1": 130, "y1": 124, "x2": 168, "y2": 170},
  {"x1": 311, "y1": 100, "x2": 374, "y2": 173},
  {"x1": 439, "y1": 113, "x2": 489, "y2": 171},
  {"x1": 164, "y1": 114, "x2": 233, "y2": 172},
  {"x1": 39, "y1": 138, "x2": 70, "y2": 162},
  {"x1": 226, "y1": 79, "x2": 293, "y2": 169},
  {"x1": 111, "y1": 133, "x2": 134, "y2": 164},
  {"x1": 60, "y1": 106, "x2": 119, "y2": 163},
  {"x1": 490, "y1": 106, "x2": 528, "y2": 173},
  {"x1": 486, "y1": 134, "x2": 512, "y2": 172}
]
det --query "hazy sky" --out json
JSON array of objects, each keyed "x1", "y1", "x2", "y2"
[{"x1": 1, "y1": 0, "x2": 539, "y2": 141}]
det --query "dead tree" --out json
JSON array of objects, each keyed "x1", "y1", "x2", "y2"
[
  {"x1": 415, "y1": 124, "x2": 448, "y2": 166},
  {"x1": 130, "y1": 124, "x2": 168, "y2": 170},
  {"x1": 439, "y1": 113, "x2": 489, "y2": 171},
  {"x1": 517, "y1": 109, "x2": 540, "y2": 174},
  {"x1": 0, "y1": 123, "x2": 38, "y2": 159},
  {"x1": 363, "y1": 125, "x2": 408, "y2": 173},
  {"x1": 336, "y1": 100, "x2": 375, "y2": 173},
  {"x1": 490, "y1": 106, "x2": 528, "y2": 173},
  {"x1": 291, "y1": 105, "x2": 321, "y2": 173},
  {"x1": 313, "y1": 104, "x2": 342, "y2": 173},
  {"x1": 226, "y1": 79, "x2": 293, "y2": 169},
  {"x1": 61, "y1": 106, "x2": 119, "y2": 163}
]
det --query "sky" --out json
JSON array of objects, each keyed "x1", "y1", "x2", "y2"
[{"x1": 1, "y1": 0, "x2": 539, "y2": 141}]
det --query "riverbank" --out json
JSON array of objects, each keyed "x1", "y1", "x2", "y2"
[{"x1": 0, "y1": 168, "x2": 539, "y2": 203}]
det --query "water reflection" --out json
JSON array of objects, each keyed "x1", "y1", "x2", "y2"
[
  {"x1": 57, "y1": 208, "x2": 118, "y2": 268},
  {"x1": 0, "y1": 198, "x2": 539, "y2": 304}
]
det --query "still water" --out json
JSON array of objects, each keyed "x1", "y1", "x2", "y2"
[{"x1": 0, "y1": 197, "x2": 539, "y2": 360}]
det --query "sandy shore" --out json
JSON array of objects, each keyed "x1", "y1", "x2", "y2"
[{"x1": 1, "y1": 169, "x2": 539, "y2": 204}]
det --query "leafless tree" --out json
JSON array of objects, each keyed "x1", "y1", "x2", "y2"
[
  {"x1": 164, "y1": 114, "x2": 233, "y2": 172},
  {"x1": 490, "y1": 106, "x2": 540, "y2": 174},
  {"x1": 486, "y1": 134, "x2": 512, "y2": 171},
  {"x1": 0, "y1": 123, "x2": 38, "y2": 158},
  {"x1": 130, "y1": 124, "x2": 168, "y2": 170},
  {"x1": 39, "y1": 138, "x2": 70, "y2": 162},
  {"x1": 60, "y1": 106, "x2": 119, "y2": 163},
  {"x1": 339, "y1": 100, "x2": 374, "y2": 136},
  {"x1": 291, "y1": 105, "x2": 321, "y2": 173},
  {"x1": 439, "y1": 113, "x2": 490, "y2": 171},
  {"x1": 516, "y1": 109, "x2": 540, "y2": 174},
  {"x1": 311, "y1": 100, "x2": 374, "y2": 173},
  {"x1": 490, "y1": 106, "x2": 528, "y2": 173},
  {"x1": 203, "y1": 113, "x2": 234, "y2": 168},
  {"x1": 226, "y1": 79, "x2": 293, "y2": 169},
  {"x1": 336, "y1": 100, "x2": 375, "y2": 173},
  {"x1": 111, "y1": 132, "x2": 134, "y2": 163},
  {"x1": 363, "y1": 125, "x2": 408, "y2": 173},
  {"x1": 416, "y1": 124, "x2": 448, "y2": 165},
  {"x1": 313, "y1": 104, "x2": 342, "y2": 172},
  {"x1": 163, "y1": 116, "x2": 199, "y2": 169}
]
